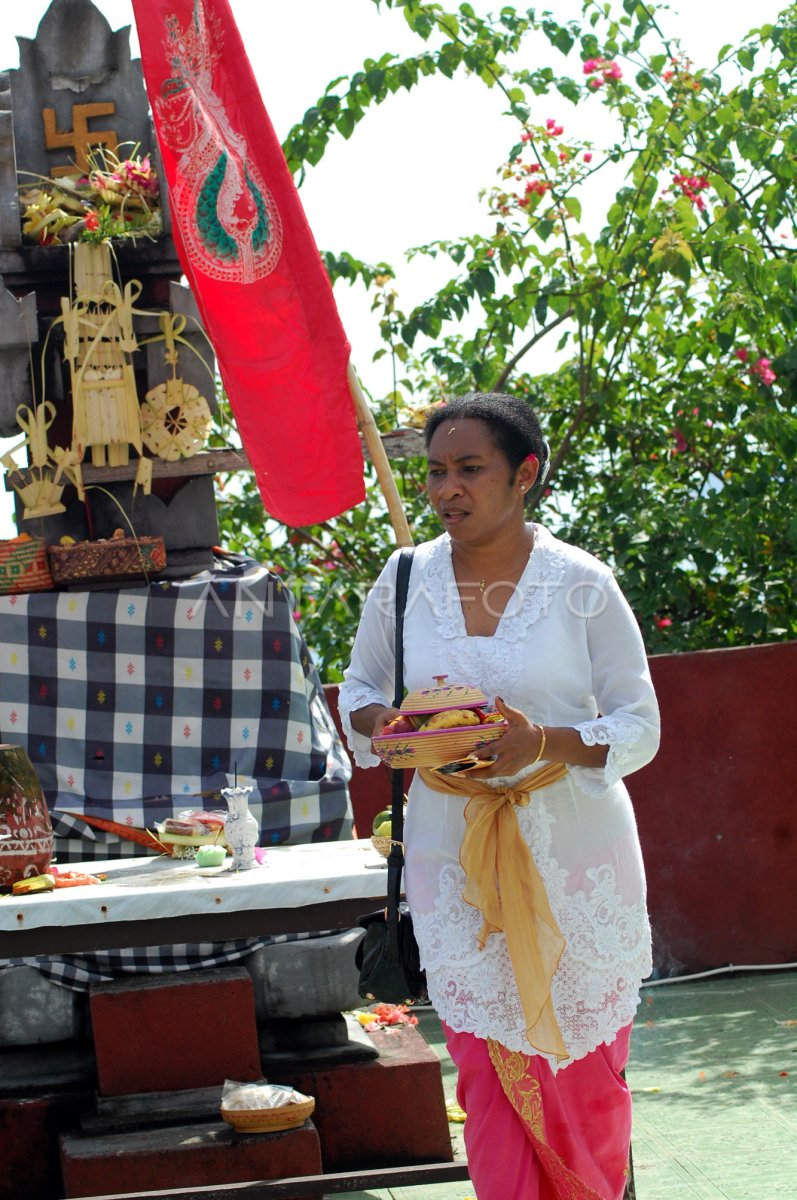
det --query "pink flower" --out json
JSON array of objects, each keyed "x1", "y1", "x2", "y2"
[
  {"x1": 751, "y1": 357, "x2": 777, "y2": 386},
  {"x1": 734, "y1": 347, "x2": 749, "y2": 362},
  {"x1": 527, "y1": 162, "x2": 542, "y2": 173},
  {"x1": 588, "y1": 77, "x2": 604, "y2": 90},
  {"x1": 521, "y1": 131, "x2": 533, "y2": 142},
  {"x1": 558, "y1": 150, "x2": 569, "y2": 163},
  {"x1": 583, "y1": 152, "x2": 593, "y2": 163},
  {"x1": 654, "y1": 617, "x2": 673, "y2": 629},
  {"x1": 546, "y1": 118, "x2": 557, "y2": 130},
  {"x1": 583, "y1": 59, "x2": 599, "y2": 73},
  {"x1": 84, "y1": 210, "x2": 100, "y2": 231},
  {"x1": 672, "y1": 428, "x2": 688, "y2": 454},
  {"x1": 604, "y1": 61, "x2": 623, "y2": 80},
  {"x1": 553, "y1": 124, "x2": 564, "y2": 136}
]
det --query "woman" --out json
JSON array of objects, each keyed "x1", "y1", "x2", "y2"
[{"x1": 339, "y1": 393, "x2": 659, "y2": 1200}]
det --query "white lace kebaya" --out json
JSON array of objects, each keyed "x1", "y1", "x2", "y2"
[{"x1": 338, "y1": 525, "x2": 660, "y2": 1071}]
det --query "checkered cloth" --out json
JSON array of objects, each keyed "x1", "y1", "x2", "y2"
[
  {"x1": 5, "y1": 931, "x2": 331, "y2": 992},
  {"x1": 0, "y1": 555, "x2": 352, "y2": 989}
]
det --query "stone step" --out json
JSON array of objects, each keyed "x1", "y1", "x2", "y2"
[
  {"x1": 266, "y1": 1024, "x2": 454, "y2": 1174},
  {"x1": 60, "y1": 1118, "x2": 322, "y2": 1199}
]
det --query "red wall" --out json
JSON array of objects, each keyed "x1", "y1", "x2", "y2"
[{"x1": 326, "y1": 639, "x2": 797, "y2": 974}]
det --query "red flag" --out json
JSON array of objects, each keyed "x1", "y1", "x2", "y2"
[{"x1": 131, "y1": 0, "x2": 365, "y2": 525}]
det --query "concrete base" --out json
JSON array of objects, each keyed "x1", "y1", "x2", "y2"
[
  {"x1": 60, "y1": 1118, "x2": 323, "y2": 1199},
  {"x1": 0, "y1": 966, "x2": 86, "y2": 1047},
  {"x1": 260, "y1": 1012, "x2": 379, "y2": 1072},
  {"x1": 245, "y1": 927, "x2": 366, "y2": 1020}
]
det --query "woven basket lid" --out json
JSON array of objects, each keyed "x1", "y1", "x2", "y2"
[{"x1": 399, "y1": 675, "x2": 488, "y2": 715}]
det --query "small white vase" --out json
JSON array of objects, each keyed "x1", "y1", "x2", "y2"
[{"x1": 221, "y1": 786, "x2": 258, "y2": 870}]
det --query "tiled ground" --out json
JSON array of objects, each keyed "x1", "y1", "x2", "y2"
[{"x1": 340, "y1": 969, "x2": 797, "y2": 1200}]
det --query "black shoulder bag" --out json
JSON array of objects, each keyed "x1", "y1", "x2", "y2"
[{"x1": 355, "y1": 547, "x2": 429, "y2": 1005}]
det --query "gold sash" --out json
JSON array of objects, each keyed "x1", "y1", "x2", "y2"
[{"x1": 419, "y1": 761, "x2": 570, "y2": 1061}]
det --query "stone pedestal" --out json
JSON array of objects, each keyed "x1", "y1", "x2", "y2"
[{"x1": 89, "y1": 967, "x2": 262, "y2": 1097}]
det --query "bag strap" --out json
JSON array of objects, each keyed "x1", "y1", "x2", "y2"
[{"x1": 386, "y1": 547, "x2": 414, "y2": 916}]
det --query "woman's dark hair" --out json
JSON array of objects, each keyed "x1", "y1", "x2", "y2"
[{"x1": 424, "y1": 392, "x2": 546, "y2": 474}]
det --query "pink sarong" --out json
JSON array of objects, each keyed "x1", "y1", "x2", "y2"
[{"x1": 443, "y1": 1022, "x2": 633, "y2": 1200}]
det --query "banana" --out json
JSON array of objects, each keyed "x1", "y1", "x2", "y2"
[{"x1": 420, "y1": 708, "x2": 481, "y2": 731}]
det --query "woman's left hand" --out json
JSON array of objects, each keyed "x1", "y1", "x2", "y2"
[{"x1": 473, "y1": 696, "x2": 544, "y2": 778}]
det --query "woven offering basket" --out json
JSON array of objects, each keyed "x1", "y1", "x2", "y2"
[
  {"x1": 221, "y1": 1097, "x2": 315, "y2": 1134},
  {"x1": 371, "y1": 834, "x2": 394, "y2": 858},
  {"x1": 0, "y1": 534, "x2": 54, "y2": 595},
  {"x1": 372, "y1": 721, "x2": 506, "y2": 769},
  {"x1": 48, "y1": 535, "x2": 166, "y2": 585}
]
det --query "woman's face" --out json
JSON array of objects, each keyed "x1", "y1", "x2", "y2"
[{"x1": 426, "y1": 418, "x2": 533, "y2": 545}]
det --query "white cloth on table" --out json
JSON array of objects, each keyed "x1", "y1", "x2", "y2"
[{"x1": 338, "y1": 525, "x2": 660, "y2": 1071}]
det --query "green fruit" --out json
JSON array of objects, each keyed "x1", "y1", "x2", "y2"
[
  {"x1": 374, "y1": 821, "x2": 392, "y2": 837},
  {"x1": 372, "y1": 809, "x2": 392, "y2": 834}
]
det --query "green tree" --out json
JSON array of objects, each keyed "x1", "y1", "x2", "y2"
[{"x1": 215, "y1": 0, "x2": 797, "y2": 680}]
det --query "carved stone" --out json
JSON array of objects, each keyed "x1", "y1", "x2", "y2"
[
  {"x1": 0, "y1": 281, "x2": 38, "y2": 434},
  {"x1": 8, "y1": 0, "x2": 152, "y2": 179}
]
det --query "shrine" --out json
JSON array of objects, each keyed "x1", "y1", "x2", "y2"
[{"x1": 0, "y1": 4, "x2": 452, "y2": 1198}]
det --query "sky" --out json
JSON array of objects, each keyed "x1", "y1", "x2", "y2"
[{"x1": 0, "y1": 0, "x2": 787, "y2": 535}]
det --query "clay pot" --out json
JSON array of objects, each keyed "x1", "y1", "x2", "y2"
[{"x1": 0, "y1": 744, "x2": 54, "y2": 887}]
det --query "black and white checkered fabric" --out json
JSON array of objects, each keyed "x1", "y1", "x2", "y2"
[{"x1": 0, "y1": 556, "x2": 352, "y2": 988}]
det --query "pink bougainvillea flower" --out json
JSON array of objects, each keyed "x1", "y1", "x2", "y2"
[
  {"x1": 546, "y1": 118, "x2": 557, "y2": 129},
  {"x1": 654, "y1": 617, "x2": 673, "y2": 629},
  {"x1": 672, "y1": 429, "x2": 688, "y2": 454},
  {"x1": 583, "y1": 152, "x2": 593, "y2": 163},
  {"x1": 583, "y1": 59, "x2": 599, "y2": 73},
  {"x1": 734, "y1": 347, "x2": 749, "y2": 362},
  {"x1": 559, "y1": 150, "x2": 569, "y2": 163},
  {"x1": 520, "y1": 130, "x2": 533, "y2": 142},
  {"x1": 662, "y1": 67, "x2": 675, "y2": 82},
  {"x1": 588, "y1": 77, "x2": 604, "y2": 89},
  {"x1": 527, "y1": 162, "x2": 542, "y2": 173},
  {"x1": 604, "y1": 61, "x2": 623, "y2": 80}
]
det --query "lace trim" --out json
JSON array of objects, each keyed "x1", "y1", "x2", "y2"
[
  {"x1": 412, "y1": 802, "x2": 651, "y2": 1070},
  {"x1": 337, "y1": 683, "x2": 389, "y2": 769},
  {"x1": 575, "y1": 714, "x2": 646, "y2": 789},
  {"x1": 422, "y1": 526, "x2": 568, "y2": 644}
]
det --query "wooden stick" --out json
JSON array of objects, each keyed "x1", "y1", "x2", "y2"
[{"x1": 347, "y1": 362, "x2": 414, "y2": 547}]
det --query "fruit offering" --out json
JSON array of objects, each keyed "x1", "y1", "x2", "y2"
[{"x1": 372, "y1": 676, "x2": 507, "y2": 769}]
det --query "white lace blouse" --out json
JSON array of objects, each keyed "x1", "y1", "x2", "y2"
[{"x1": 338, "y1": 526, "x2": 659, "y2": 1070}]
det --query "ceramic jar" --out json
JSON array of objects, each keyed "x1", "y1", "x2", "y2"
[
  {"x1": 222, "y1": 786, "x2": 259, "y2": 870},
  {"x1": 0, "y1": 743, "x2": 54, "y2": 886}
]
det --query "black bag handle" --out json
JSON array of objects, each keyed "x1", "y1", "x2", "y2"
[{"x1": 385, "y1": 547, "x2": 414, "y2": 920}]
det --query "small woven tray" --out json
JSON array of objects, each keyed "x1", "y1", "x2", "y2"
[
  {"x1": 371, "y1": 834, "x2": 393, "y2": 858},
  {"x1": 221, "y1": 1097, "x2": 315, "y2": 1134},
  {"x1": 0, "y1": 534, "x2": 54, "y2": 595}
]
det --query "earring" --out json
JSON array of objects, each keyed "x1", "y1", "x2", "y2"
[{"x1": 519, "y1": 485, "x2": 526, "y2": 493}]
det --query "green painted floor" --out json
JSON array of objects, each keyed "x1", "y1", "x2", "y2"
[{"x1": 340, "y1": 969, "x2": 797, "y2": 1200}]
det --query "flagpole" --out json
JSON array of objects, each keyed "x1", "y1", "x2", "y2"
[{"x1": 347, "y1": 362, "x2": 414, "y2": 547}]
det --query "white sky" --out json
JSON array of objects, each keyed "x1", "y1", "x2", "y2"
[{"x1": 0, "y1": 0, "x2": 786, "y2": 535}]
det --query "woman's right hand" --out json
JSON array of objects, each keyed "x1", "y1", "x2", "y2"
[
  {"x1": 350, "y1": 703, "x2": 402, "y2": 741},
  {"x1": 371, "y1": 706, "x2": 403, "y2": 737}
]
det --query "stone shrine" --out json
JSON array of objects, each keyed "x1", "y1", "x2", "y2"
[{"x1": 0, "y1": 0, "x2": 221, "y2": 575}]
